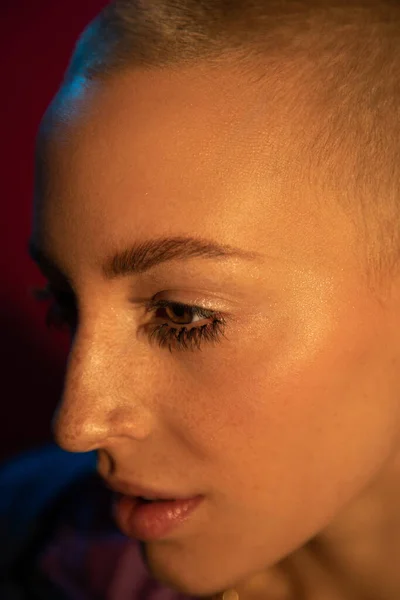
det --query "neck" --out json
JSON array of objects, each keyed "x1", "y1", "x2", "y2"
[{"x1": 209, "y1": 447, "x2": 400, "y2": 600}]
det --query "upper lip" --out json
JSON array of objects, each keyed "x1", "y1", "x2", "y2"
[{"x1": 102, "y1": 478, "x2": 197, "y2": 501}]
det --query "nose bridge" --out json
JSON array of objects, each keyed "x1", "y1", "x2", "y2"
[{"x1": 53, "y1": 328, "x2": 153, "y2": 452}]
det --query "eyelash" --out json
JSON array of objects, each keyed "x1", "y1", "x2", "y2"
[
  {"x1": 144, "y1": 298, "x2": 227, "y2": 353},
  {"x1": 31, "y1": 284, "x2": 228, "y2": 353}
]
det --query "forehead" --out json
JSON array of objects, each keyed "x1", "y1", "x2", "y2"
[
  {"x1": 40, "y1": 63, "x2": 296, "y2": 179},
  {"x1": 38, "y1": 61, "x2": 306, "y2": 187},
  {"x1": 32, "y1": 64, "x2": 356, "y2": 279}
]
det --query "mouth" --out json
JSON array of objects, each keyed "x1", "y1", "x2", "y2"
[
  {"x1": 113, "y1": 492, "x2": 205, "y2": 541},
  {"x1": 137, "y1": 496, "x2": 175, "y2": 503},
  {"x1": 101, "y1": 477, "x2": 205, "y2": 540}
]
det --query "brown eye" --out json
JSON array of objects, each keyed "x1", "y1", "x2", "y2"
[
  {"x1": 144, "y1": 299, "x2": 227, "y2": 353},
  {"x1": 163, "y1": 303, "x2": 194, "y2": 325}
]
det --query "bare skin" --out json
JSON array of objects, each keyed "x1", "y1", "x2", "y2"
[{"x1": 31, "y1": 61, "x2": 400, "y2": 599}]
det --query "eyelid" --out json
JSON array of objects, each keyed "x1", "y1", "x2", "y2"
[{"x1": 143, "y1": 298, "x2": 215, "y2": 319}]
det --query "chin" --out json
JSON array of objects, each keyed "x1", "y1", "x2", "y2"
[{"x1": 142, "y1": 542, "x2": 234, "y2": 597}]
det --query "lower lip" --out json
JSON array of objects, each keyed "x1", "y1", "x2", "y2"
[{"x1": 113, "y1": 494, "x2": 204, "y2": 541}]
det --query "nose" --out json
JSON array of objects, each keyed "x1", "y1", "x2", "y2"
[{"x1": 52, "y1": 332, "x2": 155, "y2": 453}]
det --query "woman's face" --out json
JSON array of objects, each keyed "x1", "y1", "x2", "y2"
[{"x1": 31, "y1": 64, "x2": 400, "y2": 595}]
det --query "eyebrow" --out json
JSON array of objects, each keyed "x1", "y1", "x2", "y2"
[{"x1": 28, "y1": 235, "x2": 263, "y2": 280}]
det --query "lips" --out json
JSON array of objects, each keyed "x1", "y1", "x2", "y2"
[{"x1": 113, "y1": 493, "x2": 205, "y2": 540}]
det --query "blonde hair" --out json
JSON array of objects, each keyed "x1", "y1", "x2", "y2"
[{"x1": 54, "y1": 0, "x2": 400, "y2": 298}]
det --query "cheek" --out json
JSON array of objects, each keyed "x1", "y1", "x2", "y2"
[{"x1": 180, "y1": 304, "x2": 397, "y2": 515}]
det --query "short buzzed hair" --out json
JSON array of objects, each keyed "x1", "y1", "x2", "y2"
[{"x1": 54, "y1": 1, "x2": 400, "y2": 298}]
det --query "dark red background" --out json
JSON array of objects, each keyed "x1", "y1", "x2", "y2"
[{"x1": 1, "y1": 1, "x2": 108, "y2": 462}]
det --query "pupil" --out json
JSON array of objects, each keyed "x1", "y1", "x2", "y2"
[{"x1": 167, "y1": 304, "x2": 189, "y2": 324}]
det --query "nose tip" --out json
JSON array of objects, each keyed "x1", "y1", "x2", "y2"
[
  {"x1": 51, "y1": 403, "x2": 106, "y2": 453},
  {"x1": 52, "y1": 397, "x2": 155, "y2": 453}
]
